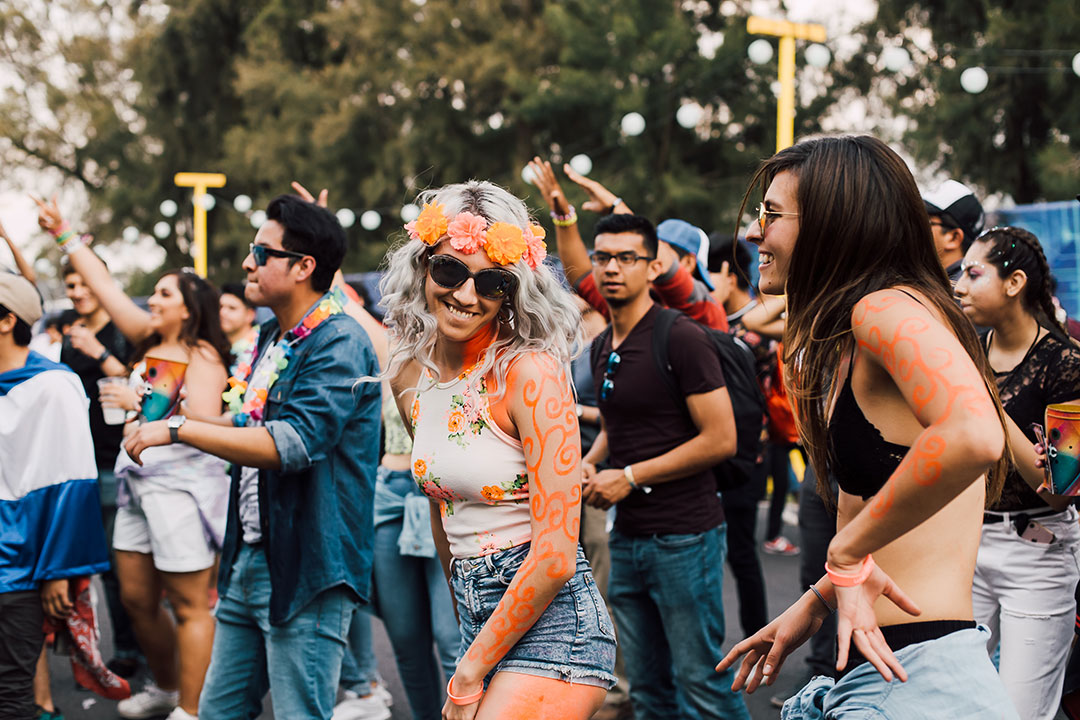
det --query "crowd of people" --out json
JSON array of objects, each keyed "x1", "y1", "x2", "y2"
[{"x1": 0, "y1": 133, "x2": 1079, "y2": 720}]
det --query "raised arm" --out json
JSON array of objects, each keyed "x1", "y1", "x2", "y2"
[
  {"x1": 448, "y1": 353, "x2": 582, "y2": 704},
  {"x1": 527, "y1": 158, "x2": 592, "y2": 287},
  {"x1": 33, "y1": 195, "x2": 152, "y2": 342},
  {"x1": 0, "y1": 217, "x2": 36, "y2": 284}
]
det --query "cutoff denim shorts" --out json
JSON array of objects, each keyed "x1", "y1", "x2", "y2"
[{"x1": 450, "y1": 542, "x2": 617, "y2": 689}]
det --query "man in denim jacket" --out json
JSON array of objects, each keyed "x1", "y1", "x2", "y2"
[{"x1": 125, "y1": 195, "x2": 381, "y2": 719}]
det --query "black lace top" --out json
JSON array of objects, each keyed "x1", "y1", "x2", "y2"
[{"x1": 989, "y1": 331, "x2": 1080, "y2": 511}]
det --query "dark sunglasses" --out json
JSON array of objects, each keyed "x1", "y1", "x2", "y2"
[
  {"x1": 427, "y1": 254, "x2": 517, "y2": 300},
  {"x1": 249, "y1": 243, "x2": 309, "y2": 267},
  {"x1": 599, "y1": 350, "x2": 621, "y2": 401}
]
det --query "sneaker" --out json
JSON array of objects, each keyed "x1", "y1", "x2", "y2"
[
  {"x1": 763, "y1": 536, "x2": 801, "y2": 556},
  {"x1": 369, "y1": 680, "x2": 393, "y2": 708},
  {"x1": 332, "y1": 691, "x2": 391, "y2": 720},
  {"x1": 117, "y1": 683, "x2": 179, "y2": 719},
  {"x1": 165, "y1": 709, "x2": 198, "y2": 720},
  {"x1": 34, "y1": 706, "x2": 64, "y2": 720}
]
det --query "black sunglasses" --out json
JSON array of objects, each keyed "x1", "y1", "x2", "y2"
[
  {"x1": 249, "y1": 243, "x2": 309, "y2": 267},
  {"x1": 599, "y1": 350, "x2": 621, "y2": 401},
  {"x1": 427, "y1": 254, "x2": 517, "y2": 300}
]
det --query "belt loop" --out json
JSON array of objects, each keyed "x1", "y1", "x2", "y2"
[{"x1": 484, "y1": 553, "x2": 496, "y2": 574}]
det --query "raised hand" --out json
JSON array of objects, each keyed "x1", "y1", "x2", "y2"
[
  {"x1": 526, "y1": 157, "x2": 571, "y2": 216},
  {"x1": 562, "y1": 164, "x2": 629, "y2": 214},
  {"x1": 31, "y1": 194, "x2": 65, "y2": 234},
  {"x1": 291, "y1": 181, "x2": 329, "y2": 208}
]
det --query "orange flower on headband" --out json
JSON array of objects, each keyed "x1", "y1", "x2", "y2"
[
  {"x1": 484, "y1": 222, "x2": 527, "y2": 265},
  {"x1": 523, "y1": 224, "x2": 547, "y2": 269},
  {"x1": 447, "y1": 212, "x2": 487, "y2": 254},
  {"x1": 413, "y1": 203, "x2": 449, "y2": 246}
]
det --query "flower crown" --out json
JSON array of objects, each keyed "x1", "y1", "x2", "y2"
[{"x1": 404, "y1": 202, "x2": 547, "y2": 269}]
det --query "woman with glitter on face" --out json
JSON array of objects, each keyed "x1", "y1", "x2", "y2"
[{"x1": 377, "y1": 181, "x2": 615, "y2": 720}]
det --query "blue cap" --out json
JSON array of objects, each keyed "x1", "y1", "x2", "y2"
[{"x1": 656, "y1": 218, "x2": 714, "y2": 291}]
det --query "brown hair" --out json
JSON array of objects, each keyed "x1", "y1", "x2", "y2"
[
  {"x1": 130, "y1": 270, "x2": 232, "y2": 370},
  {"x1": 738, "y1": 135, "x2": 1010, "y2": 504}
]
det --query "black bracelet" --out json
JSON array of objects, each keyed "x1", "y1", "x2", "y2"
[
  {"x1": 96, "y1": 348, "x2": 111, "y2": 364},
  {"x1": 809, "y1": 584, "x2": 836, "y2": 614}
]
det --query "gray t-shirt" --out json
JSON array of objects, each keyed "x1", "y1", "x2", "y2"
[{"x1": 237, "y1": 339, "x2": 280, "y2": 544}]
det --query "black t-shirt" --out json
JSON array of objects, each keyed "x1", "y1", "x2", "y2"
[
  {"x1": 60, "y1": 322, "x2": 132, "y2": 470},
  {"x1": 989, "y1": 330, "x2": 1080, "y2": 511},
  {"x1": 593, "y1": 304, "x2": 727, "y2": 535}
]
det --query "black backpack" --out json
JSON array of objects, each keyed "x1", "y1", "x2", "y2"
[
  {"x1": 591, "y1": 308, "x2": 766, "y2": 491},
  {"x1": 651, "y1": 308, "x2": 766, "y2": 490}
]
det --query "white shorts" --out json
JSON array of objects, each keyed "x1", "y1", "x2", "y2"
[{"x1": 113, "y1": 483, "x2": 217, "y2": 573}]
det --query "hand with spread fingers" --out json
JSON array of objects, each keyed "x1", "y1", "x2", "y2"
[
  {"x1": 291, "y1": 180, "x2": 329, "y2": 208},
  {"x1": 526, "y1": 157, "x2": 571, "y2": 216},
  {"x1": 562, "y1": 164, "x2": 632, "y2": 215}
]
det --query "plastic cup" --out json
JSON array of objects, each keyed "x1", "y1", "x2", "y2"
[
  {"x1": 1042, "y1": 403, "x2": 1080, "y2": 495},
  {"x1": 97, "y1": 376, "x2": 127, "y2": 425}
]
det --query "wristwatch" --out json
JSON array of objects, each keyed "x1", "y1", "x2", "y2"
[
  {"x1": 168, "y1": 415, "x2": 187, "y2": 443},
  {"x1": 96, "y1": 347, "x2": 111, "y2": 364}
]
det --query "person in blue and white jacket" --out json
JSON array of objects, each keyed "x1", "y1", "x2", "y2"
[{"x1": 0, "y1": 272, "x2": 110, "y2": 720}]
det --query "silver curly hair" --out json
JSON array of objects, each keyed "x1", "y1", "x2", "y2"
[{"x1": 377, "y1": 180, "x2": 583, "y2": 398}]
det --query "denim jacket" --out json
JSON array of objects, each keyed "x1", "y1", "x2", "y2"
[{"x1": 218, "y1": 310, "x2": 381, "y2": 626}]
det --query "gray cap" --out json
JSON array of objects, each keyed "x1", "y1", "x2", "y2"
[{"x1": 0, "y1": 272, "x2": 43, "y2": 326}]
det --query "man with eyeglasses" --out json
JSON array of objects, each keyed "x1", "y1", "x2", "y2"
[
  {"x1": 581, "y1": 213, "x2": 749, "y2": 719},
  {"x1": 124, "y1": 194, "x2": 382, "y2": 719},
  {"x1": 923, "y1": 179, "x2": 985, "y2": 284}
]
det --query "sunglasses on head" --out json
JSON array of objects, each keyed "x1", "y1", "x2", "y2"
[
  {"x1": 249, "y1": 243, "x2": 309, "y2": 267},
  {"x1": 427, "y1": 254, "x2": 517, "y2": 300}
]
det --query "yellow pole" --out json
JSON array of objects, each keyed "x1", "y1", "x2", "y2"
[
  {"x1": 777, "y1": 35, "x2": 796, "y2": 151},
  {"x1": 173, "y1": 172, "x2": 226, "y2": 278}
]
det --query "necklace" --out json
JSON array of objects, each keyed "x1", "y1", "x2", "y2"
[{"x1": 222, "y1": 287, "x2": 347, "y2": 426}]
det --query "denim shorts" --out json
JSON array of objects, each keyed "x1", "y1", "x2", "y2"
[{"x1": 450, "y1": 542, "x2": 617, "y2": 689}]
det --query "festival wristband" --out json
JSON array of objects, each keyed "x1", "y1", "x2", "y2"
[
  {"x1": 446, "y1": 675, "x2": 484, "y2": 706},
  {"x1": 809, "y1": 584, "x2": 836, "y2": 613},
  {"x1": 550, "y1": 205, "x2": 577, "y2": 227},
  {"x1": 623, "y1": 464, "x2": 639, "y2": 490},
  {"x1": 608, "y1": 197, "x2": 624, "y2": 214},
  {"x1": 49, "y1": 221, "x2": 71, "y2": 239},
  {"x1": 824, "y1": 554, "x2": 875, "y2": 587},
  {"x1": 60, "y1": 234, "x2": 90, "y2": 255}
]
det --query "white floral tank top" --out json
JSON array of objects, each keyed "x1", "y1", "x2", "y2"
[{"x1": 410, "y1": 366, "x2": 532, "y2": 559}]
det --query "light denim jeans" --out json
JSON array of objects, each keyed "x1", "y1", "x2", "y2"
[
  {"x1": 199, "y1": 544, "x2": 357, "y2": 720},
  {"x1": 607, "y1": 525, "x2": 750, "y2": 720},
  {"x1": 339, "y1": 607, "x2": 380, "y2": 691},
  {"x1": 782, "y1": 626, "x2": 1018, "y2": 719}
]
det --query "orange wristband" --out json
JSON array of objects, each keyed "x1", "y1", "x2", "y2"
[
  {"x1": 825, "y1": 554, "x2": 875, "y2": 587},
  {"x1": 447, "y1": 675, "x2": 484, "y2": 706}
]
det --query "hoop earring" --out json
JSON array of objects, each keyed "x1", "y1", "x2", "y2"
[{"x1": 498, "y1": 304, "x2": 515, "y2": 327}]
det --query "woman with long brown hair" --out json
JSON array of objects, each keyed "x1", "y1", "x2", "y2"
[{"x1": 716, "y1": 136, "x2": 1018, "y2": 718}]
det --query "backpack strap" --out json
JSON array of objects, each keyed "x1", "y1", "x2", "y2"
[{"x1": 650, "y1": 307, "x2": 685, "y2": 408}]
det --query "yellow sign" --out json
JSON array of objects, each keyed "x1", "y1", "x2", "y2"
[
  {"x1": 747, "y1": 16, "x2": 827, "y2": 152},
  {"x1": 173, "y1": 172, "x2": 227, "y2": 277}
]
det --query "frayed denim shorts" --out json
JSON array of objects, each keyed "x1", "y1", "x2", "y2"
[{"x1": 450, "y1": 542, "x2": 617, "y2": 689}]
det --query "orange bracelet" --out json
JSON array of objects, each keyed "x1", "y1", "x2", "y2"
[
  {"x1": 825, "y1": 554, "x2": 875, "y2": 587},
  {"x1": 447, "y1": 675, "x2": 484, "y2": 706}
]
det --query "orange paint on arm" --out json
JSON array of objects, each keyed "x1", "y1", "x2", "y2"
[{"x1": 458, "y1": 351, "x2": 582, "y2": 675}]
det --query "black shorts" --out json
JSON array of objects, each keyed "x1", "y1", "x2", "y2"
[{"x1": 0, "y1": 590, "x2": 44, "y2": 720}]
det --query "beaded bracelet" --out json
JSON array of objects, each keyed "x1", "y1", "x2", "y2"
[
  {"x1": 58, "y1": 233, "x2": 90, "y2": 255},
  {"x1": 49, "y1": 221, "x2": 71, "y2": 239},
  {"x1": 550, "y1": 205, "x2": 577, "y2": 227},
  {"x1": 825, "y1": 554, "x2": 875, "y2": 587},
  {"x1": 446, "y1": 675, "x2": 484, "y2": 706}
]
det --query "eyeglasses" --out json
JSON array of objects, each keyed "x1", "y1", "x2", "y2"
[
  {"x1": 599, "y1": 350, "x2": 621, "y2": 401},
  {"x1": 427, "y1": 254, "x2": 517, "y2": 300},
  {"x1": 249, "y1": 243, "x2": 310, "y2": 267},
  {"x1": 756, "y1": 203, "x2": 799, "y2": 234},
  {"x1": 590, "y1": 251, "x2": 655, "y2": 268}
]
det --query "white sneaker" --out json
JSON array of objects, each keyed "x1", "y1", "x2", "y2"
[
  {"x1": 369, "y1": 680, "x2": 393, "y2": 708},
  {"x1": 332, "y1": 690, "x2": 392, "y2": 720},
  {"x1": 117, "y1": 683, "x2": 179, "y2": 719},
  {"x1": 166, "y1": 708, "x2": 198, "y2": 720}
]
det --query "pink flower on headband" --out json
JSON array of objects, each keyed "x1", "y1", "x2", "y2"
[
  {"x1": 524, "y1": 225, "x2": 547, "y2": 269},
  {"x1": 404, "y1": 220, "x2": 420, "y2": 241},
  {"x1": 447, "y1": 212, "x2": 488, "y2": 254}
]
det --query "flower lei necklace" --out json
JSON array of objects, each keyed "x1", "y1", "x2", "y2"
[
  {"x1": 405, "y1": 203, "x2": 547, "y2": 269},
  {"x1": 222, "y1": 287, "x2": 347, "y2": 427}
]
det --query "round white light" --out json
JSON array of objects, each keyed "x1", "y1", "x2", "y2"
[
  {"x1": 620, "y1": 112, "x2": 646, "y2": 137},
  {"x1": 233, "y1": 194, "x2": 252, "y2": 213},
  {"x1": 569, "y1": 154, "x2": 593, "y2": 175},
  {"x1": 805, "y1": 43, "x2": 831, "y2": 69},
  {"x1": 197, "y1": 194, "x2": 216, "y2": 211},
  {"x1": 336, "y1": 208, "x2": 356, "y2": 228},
  {"x1": 250, "y1": 210, "x2": 267, "y2": 229},
  {"x1": 159, "y1": 199, "x2": 178, "y2": 218},
  {"x1": 747, "y1": 39, "x2": 774, "y2": 65},
  {"x1": 122, "y1": 226, "x2": 140, "y2": 243},
  {"x1": 153, "y1": 221, "x2": 171, "y2": 239},
  {"x1": 488, "y1": 112, "x2": 504, "y2": 130},
  {"x1": 521, "y1": 165, "x2": 537, "y2": 185},
  {"x1": 401, "y1": 203, "x2": 420, "y2": 223},
  {"x1": 1072, "y1": 51, "x2": 1080, "y2": 78},
  {"x1": 881, "y1": 46, "x2": 911, "y2": 72},
  {"x1": 676, "y1": 103, "x2": 704, "y2": 129},
  {"x1": 360, "y1": 210, "x2": 382, "y2": 231},
  {"x1": 960, "y1": 66, "x2": 989, "y2": 94}
]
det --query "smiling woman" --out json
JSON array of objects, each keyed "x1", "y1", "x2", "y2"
[{"x1": 376, "y1": 181, "x2": 615, "y2": 720}]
